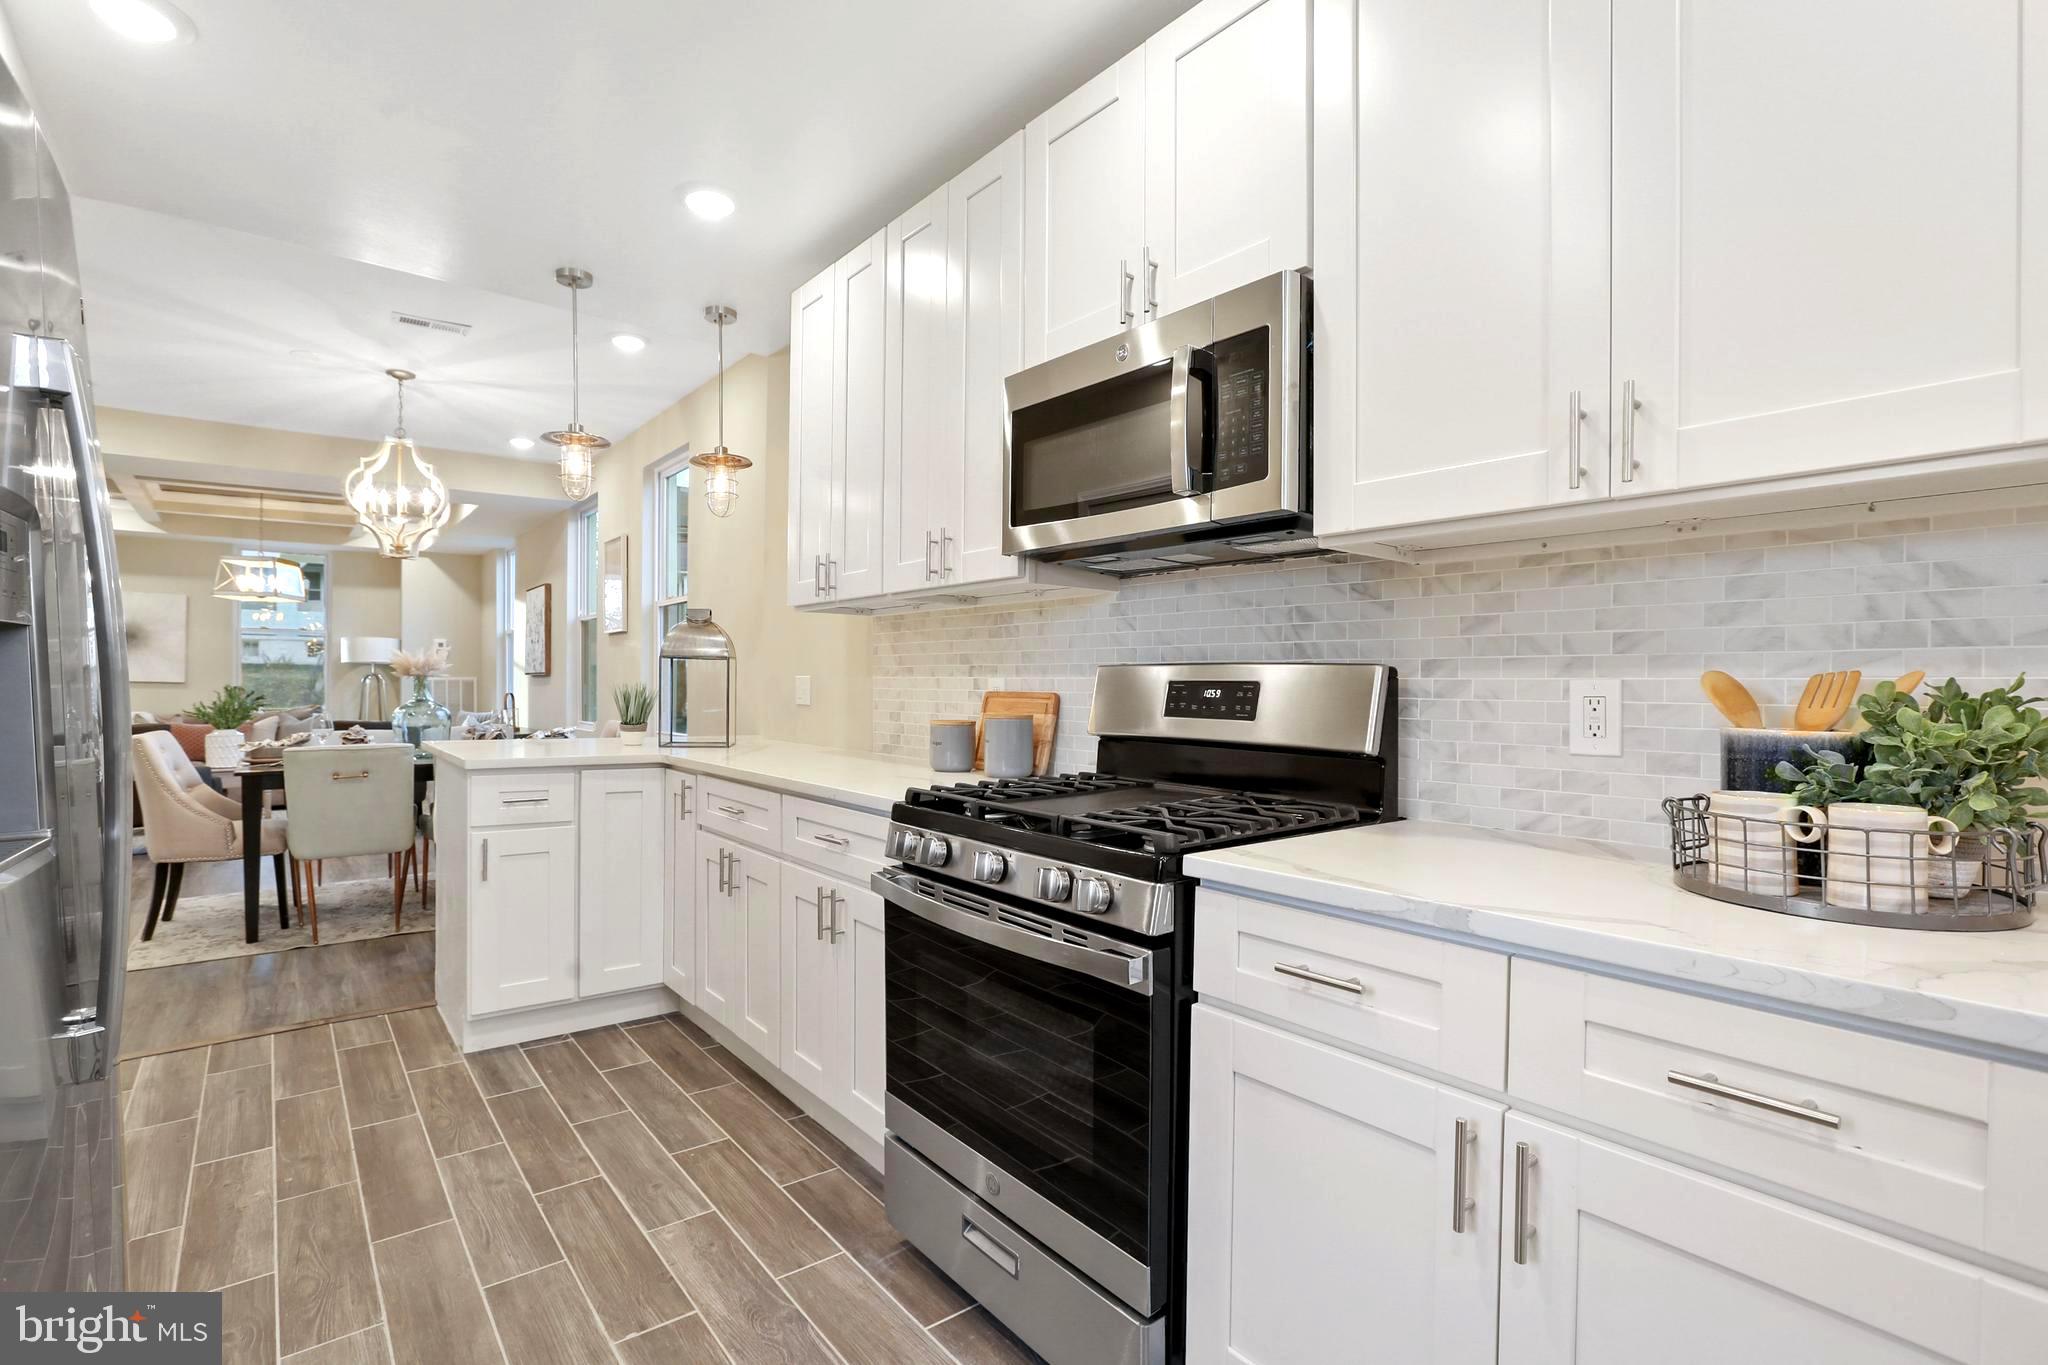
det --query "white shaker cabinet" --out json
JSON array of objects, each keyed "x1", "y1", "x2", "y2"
[
  {"x1": 782, "y1": 873, "x2": 838, "y2": 1099},
  {"x1": 834, "y1": 876, "x2": 888, "y2": 1141},
  {"x1": 881, "y1": 186, "x2": 956, "y2": 596},
  {"x1": 1024, "y1": 48, "x2": 1147, "y2": 367},
  {"x1": 1313, "y1": 0, "x2": 1612, "y2": 537},
  {"x1": 779, "y1": 869, "x2": 888, "y2": 1143},
  {"x1": 696, "y1": 835, "x2": 780, "y2": 1059},
  {"x1": 945, "y1": 133, "x2": 1027, "y2": 588},
  {"x1": 1612, "y1": 0, "x2": 2048, "y2": 495},
  {"x1": 664, "y1": 770, "x2": 696, "y2": 1004},
  {"x1": 576, "y1": 769, "x2": 665, "y2": 997},
  {"x1": 466, "y1": 823, "x2": 578, "y2": 1015},
  {"x1": 829, "y1": 228, "x2": 888, "y2": 600},
  {"x1": 1185, "y1": 1004, "x2": 1502, "y2": 1365},
  {"x1": 1498, "y1": 1114, "x2": 2048, "y2": 1365},
  {"x1": 786, "y1": 265, "x2": 836, "y2": 606}
]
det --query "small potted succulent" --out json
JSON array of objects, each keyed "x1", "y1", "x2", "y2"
[
  {"x1": 613, "y1": 683, "x2": 655, "y2": 747},
  {"x1": 188, "y1": 684, "x2": 266, "y2": 771}
]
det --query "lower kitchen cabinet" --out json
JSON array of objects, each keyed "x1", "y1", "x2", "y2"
[
  {"x1": 1185, "y1": 1003, "x2": 1502, "y2": 1365},
  {"x1": 1498, "y1": 1113, "x2": 2048, "y2": 1365},
  {"x1": 467, "y1": 822, "x2": 578, "y2": 1015},
  {"x1": 576, "y1": 768, "x2": 665, "y2": 996},
  {"x1": 698, "y1": 836, "x2": 783, "y2": 1060},
  {"x1": 782, "y1": 869, "x2": 887, "y2": 1142},
  {"x1": 664, "y1": 770, "x2": 697, "y2": 1003}
]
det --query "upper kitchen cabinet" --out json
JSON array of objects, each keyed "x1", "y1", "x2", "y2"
[
  {"x1": 787, "y1": 231, "x2": 888, "y2": 606},
  {"x1": 946, "y1": 135, "x2": 1029, "y2": 586},
  {"x1": 1024, "y1": 49, "x2": 1147, "y2": 366},
  {"x1": 786, "y1": 264, "x2": 836, "y2": 606},
  {"x1": 1611, "y1": 0, "x2": 2048, "y2": 496},
  {"x1": 882, "y1": 186, "x2": 956, "y2": 596},
  {"x1": 1312, "y1": 0, "x2": 1611, "y2": 539}
]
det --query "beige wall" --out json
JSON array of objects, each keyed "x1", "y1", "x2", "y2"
[
  {"x1": 513, "y1": 348, "x2": 873, "y2": 745},
  {"x1": 117, "y1": 533, "x2": 239, "y2": 716},
  {"x1": 513, "y1": 508, "x2": 571, "y2": 728},
  {"x1": 399, "y1": 554, "x2": 489, "y2": 711}
]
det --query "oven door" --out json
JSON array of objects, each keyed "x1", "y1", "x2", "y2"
[{"x1": 874, "y1": 866, "x2": 1176, "y2": 1317}]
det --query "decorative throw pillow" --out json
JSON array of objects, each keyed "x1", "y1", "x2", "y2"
[
  {"x1": 277, "y1": 712, "x2": 325, "y2": 739},
  {"x1": 168, "y1": 722, "x2": 211, "y2": 763},
  {"x1": 244, "y1": 715, "x2": 282, "y2": 742}
]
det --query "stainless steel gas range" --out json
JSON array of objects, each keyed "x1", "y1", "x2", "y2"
[{"x1": 874, "y1": 662, "x2": 1398, "y2": 1365}]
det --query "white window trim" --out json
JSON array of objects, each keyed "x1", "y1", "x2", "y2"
[
  {"x1": 566, "y1": 499, "x2": 599, "y2": 726},
  {"x1": 231, "y1": 550, "x2": 329, "y2": 708},
  {"x1": 644, "y1": 445, "x2": 690, "y2": 682}
]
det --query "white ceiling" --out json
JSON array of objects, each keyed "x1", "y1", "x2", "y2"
[{"x1": 3, "y1": 0, "x2": 1195, "y2": 457}]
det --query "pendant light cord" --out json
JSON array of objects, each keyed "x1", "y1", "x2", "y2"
[
  {"x1": 716, "y1": 312, "x2": 725, "y2": 449},
  {"x1": 570, "y1": 284, "x2": 582, "y2": 429}
]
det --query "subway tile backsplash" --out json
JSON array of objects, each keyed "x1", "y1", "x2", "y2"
[{"x1": 871, "y1": 505, "x2": 2048, "y2": 850}]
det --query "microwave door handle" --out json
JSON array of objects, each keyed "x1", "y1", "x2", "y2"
[{"x1": 1167, "y1": 345, "x2": 1216, "y2": 497}]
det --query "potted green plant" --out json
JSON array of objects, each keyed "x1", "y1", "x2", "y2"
[
  {"x1": 613, "y1": 682, "x2": 655, "y2": 747},
  {"x1": 187, "y1": 684, "x2": 266, "y2": 771}
]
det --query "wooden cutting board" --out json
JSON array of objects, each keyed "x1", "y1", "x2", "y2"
[{"x1": 975, "y1": 691, "x2": 1060, "y2": 775}]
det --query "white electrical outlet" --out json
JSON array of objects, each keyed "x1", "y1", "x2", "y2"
[
  {"x1": 794, "y1": 675, "x2": 813, "y2": 707},
  {"x1": 1569, "y1": 678, "x2": 1622, "y2": 757}
]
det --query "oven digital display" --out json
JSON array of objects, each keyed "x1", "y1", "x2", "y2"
[{"x1": 1165, "y1": 679, "x2": 1260, "y2": 721}]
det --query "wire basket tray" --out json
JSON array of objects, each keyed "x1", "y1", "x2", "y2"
[{"x1": 1663, "y1": 795, "x2": 2043, "y2": 932}]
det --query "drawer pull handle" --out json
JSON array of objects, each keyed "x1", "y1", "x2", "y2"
[
  {"x1": 812, "y1": 832, "x2": 850, "y2": 848},
  {"x1": 1512, "y1": 1142, "x2": 1535, "y2": 1266},
  {"x1": 500, "y1": 796, "x2": 549, "y2": 807},
  {"x1": 961, "y1": 1216, "x2": 1020, "y2": 1279},
  {"x1": 715, "y1": 803, "x2": 747, "y2": 819},
  {"x1": 1449, "y1": 1117, "x2": 1475, "y2": 1234},
  {"x1": 1666, "y1": 1070, "x2": 1841, "y2": 1130},
  {"x1": 1272, "y1": 962, "x2": 1367, "y2": 995}
]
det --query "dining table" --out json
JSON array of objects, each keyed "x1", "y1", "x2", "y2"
[{"x1": 233, "y1": 748, "x2": 435, "y2": 943}]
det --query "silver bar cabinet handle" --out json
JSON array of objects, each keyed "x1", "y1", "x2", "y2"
[
  {"x1": 1143, "y1": 247, "x2": 1159, "y2": 316},
  {"x1": 480, "y1": 838, "x2": 489, "y2": 882},
  {"x1": 1118, "y1": 259, "x2": 1135, "y2": 326},
  {"x1": 830, "y1": 889, "x2": 846, "y2": 943},
  {"x1": 827, "y1": 556, "x2": 838, "y2": 590},
  {"x1": 716, "y1": 803, "x2": 746, "y2": 819},
  {"x1": 813, "y1": 832, "x2": 850, "y2": 849},
  {"x1": 1272, "y1": 962, "x2": 1367, "y2": 995},
  {"x1": 1567, "y1": 389, "x2": 1585, "y2": 491},
  {"x1": 1666, "y1": 1070, "x2": 1841, "y2": 1129},
  {"x1": 1620, "y1": 379, "x2": 1642, "y2": 483},
  {"x1": 925, "y1": 531, "x2": 939, "y2": 580},
  {"x1": 939, "y1": 529, "x2": 952, "y2": 575},
  {"x1": 1450, "y1": 1117, "x2": 1474, "y2": 1233},
  {"x1": 816, "y1": 886, "x2": 828, "y2": 941},
  {"x1": 727, "y1": 853, "x2": 741, "y2": 895},
  {"x1": 1513, "y1": 1142, "x2": 1535, "y2": 1265}
]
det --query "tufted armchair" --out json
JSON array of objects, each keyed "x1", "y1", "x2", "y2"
[{"x1": 132, "y1": 730, "x2": 290, "y2": 941}]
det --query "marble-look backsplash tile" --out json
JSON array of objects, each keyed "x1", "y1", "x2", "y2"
[{"x1": 871, "y1": 504, "x2": 2048, "y2": 850}]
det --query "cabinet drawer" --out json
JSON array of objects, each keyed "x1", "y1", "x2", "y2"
[
  {"x1": 470, "y1": 771, "x2": 576, "y2": 827},
  {"x1": 782, "y1": 797, "x2": 889, "y2": 879},
  {"x1": 1508, "y1": 959, "x2": 2048, "y2": 1274},
  {"x1": 1193, "y1": 890, "x2": 1508, "y2": 1089},
  {"x1": 697, "y1": 777, "x2": 782, "y2": 852}
]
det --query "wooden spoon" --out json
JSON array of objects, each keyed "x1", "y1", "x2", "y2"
[
  {"x1": 1699, "y1": 670, "x2": 1763, "y2": 728},
  {"x1": 1793, "y1": 669, "x2": 1863, "y2": 731}
]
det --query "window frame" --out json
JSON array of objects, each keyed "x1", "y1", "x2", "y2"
[
  {"x1": 647, "y1": 446, "x2": 691, "y2": 680},
  {"x1": 232, "y1": 551, "x2": 329, "y2": 709},
  {"x1": 567, "y1": 500, "x2": 600, "y2": 726}
]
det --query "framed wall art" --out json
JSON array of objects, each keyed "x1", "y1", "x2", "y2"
[{"x1": 522, "y1": 583, "x2": 552, "y2": 675}]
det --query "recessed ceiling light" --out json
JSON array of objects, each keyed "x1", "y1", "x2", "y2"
[
  {"x1": 610, "y1": 333, "x2": 647, "y2": 355},
  {"x1": 683, "y1": 187, "x2": 735, "y2": 222},
  {"x1": 90, "y1": 0, "x2": 194, "y2": 45},
  {"x1": 508, "y1": 437, "x2": 535, "y2": 452}
]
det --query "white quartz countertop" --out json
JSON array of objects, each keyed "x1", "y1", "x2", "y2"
[
  {"x1": 424, "y1": 737, "x2": 955, "y2": 815},
  {"x1": 1186, "y1": 821, "x2": 2048, "y2": 1062}
]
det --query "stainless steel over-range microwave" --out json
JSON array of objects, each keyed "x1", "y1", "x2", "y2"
[{"x1": 1002, "y1": 269, "x2": 1312, "y2": 574}]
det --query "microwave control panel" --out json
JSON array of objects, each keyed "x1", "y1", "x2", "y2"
[{"x1": 1212, "y1": 326, "x2": 1270, "y2": 489}]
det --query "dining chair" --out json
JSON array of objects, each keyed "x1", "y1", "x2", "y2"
[
  {"x1": 132, "y1": 731, "x2": 290, "y2": 941},
  {"x1": 281, "y1": 744, "x2": 419, "y2": 943}
]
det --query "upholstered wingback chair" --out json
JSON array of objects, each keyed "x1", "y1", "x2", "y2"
[
  {"x1": 131, "y1": 730, "x2": 290, "y2": 941},
  {"x1": 282, "y1": 744, "x2": 420, "y2": 943}
]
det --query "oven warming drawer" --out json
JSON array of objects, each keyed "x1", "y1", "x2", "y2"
[{"x1": 886, "y1": 1135, "x2": 1166, "y2": 1365}]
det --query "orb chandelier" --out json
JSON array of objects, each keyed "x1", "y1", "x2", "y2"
[
  {"x1": 688, "y1": 304, "x2": 751, "y2": 517},
  {"x1": 345, "y1": 367, "x2": 452, "y2": 559},
  {"x1": 542, "y1": 266, "x2": 609, "y2": 499},
  {"x1": 213, "y1": 490, "x2": 307, "y2": 603}
]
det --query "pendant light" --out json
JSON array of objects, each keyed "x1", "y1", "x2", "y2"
[
  {"x1": 689, "y1": 304, "x2": 751, "y2": 517},
  {"x1": 213, "y1": 490, "x2": 307, "y2": 603},
  {"x1": 542, "y1": 266, "x2": 609, "y2": 498},
  {"x1": 345, "y1": 368, "x2": 453, "y2": 558}
]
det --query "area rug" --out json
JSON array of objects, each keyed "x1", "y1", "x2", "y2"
[{"x1": 128, "y1": 876, "x2": 435, "y2": 970}]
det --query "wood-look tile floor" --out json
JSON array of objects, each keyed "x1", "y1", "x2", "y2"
[{"x1": 121, "y1": 1007, "x2": 1046, "y2": 1365}]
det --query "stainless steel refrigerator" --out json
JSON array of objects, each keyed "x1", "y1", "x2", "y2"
[{"x1": 0, "y1": 42, "x2": 129, "y2": 1291}]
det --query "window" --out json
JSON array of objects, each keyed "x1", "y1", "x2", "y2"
[
  {"x1": 493, "y1": 550, "x2": 527, "y2": 724},
  {"x1": 654, "y1": 456, "x2": 690, "y2": 639},
  {"x1": 569, "y1": 503, "x2": 599, "y2": 725},
  {"x1": 237, "y1": 555, "x2": 326, "y2": 708}
]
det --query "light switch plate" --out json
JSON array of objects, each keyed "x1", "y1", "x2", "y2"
[
  {"x1": 1569, "y1": 678, "x2": 1622, "y2": 756},
  {"x1": 794, "y1": 675, "x2": 813, "y2": 707}
]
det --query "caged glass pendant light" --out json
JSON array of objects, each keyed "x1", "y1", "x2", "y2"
[
  {"x1": 688, "y1": 304, "x2": 752, "y2": 517},
  {"x1": 213, "y1": 490, "x2": 307, "y2": 603},
  {"x1": 345, "y1": 367, "x2": 452, "y2": 558},
  {"x1": 542, "y1": 266, "x2": 610, "y2": 499}
]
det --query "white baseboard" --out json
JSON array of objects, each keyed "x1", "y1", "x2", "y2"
[{"x1": 447, "y1": 985, "x2": 680, "y2": 1052}]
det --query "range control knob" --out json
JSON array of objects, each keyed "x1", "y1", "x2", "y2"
[
  {"x1": 1036, "y1": 866, "x2": 1074, "y2": 902},
  {"x1": 886, "y1": 828, "x2": 918, "y2": 860},
  {"x1": 916, "y1": 836, "x2": 953, "y2": 868},
  {"x1": 1078, "y1": 877, "x2": 1115, "y2": 915},
  {"x1": 970, "y1": 850, "x2": 1009, "y2": 883}
]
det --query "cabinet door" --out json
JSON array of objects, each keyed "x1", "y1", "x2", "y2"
[
  {"x1": 664, "y1": 772, "x2": 695, "y2": 1003},
  {"x1": 782, "y1": 874, "x2": 836, "y2": 1099},
  {"x1": 1498, "y1": 1113, "x2": 2048, "y2": 1365},
  {"x1": 1024, "y1": 48, "x2": 1146, "y2": 365},
  {"x1": 469, "y1": 824, "x2": 577, "y2": 1014},
  {"x1": 1143, "y1": 0, "x2": 1310, "y2": 316},
  {"x1": 1612, "y1": 1, "x2": 2048, "y2": 494},
  {"x1": 833, "y1": 877, "x2": 887, "y2": 1142},
  {"x1": 697, "y1": 842, "x2": 738, "y2": 1027},
  {"x1": 787, "y1": 266, "x2": 836, "y2": 606},
  {"x1": 1185, "y1": 1005, "x2": 1500, "y2": 1365},
  {"x1": 830, "y1": 228, "x2": 888, "y2": 600},
  {"x1": 576, "y1": 769, "x2": 665, "y2": 996},
  {"x1": 730, "y1": 846, "x2": 782, "y2": 1060},
  {"x1": 1312, "y1": 0, "x2": 1610, "y2": 537},
  {"x1": 947, "y1": 133, "x2": 1026, "y2": 588},
  {"x1": 882, "y1": 186, "x2": 957, "y2": 595}
]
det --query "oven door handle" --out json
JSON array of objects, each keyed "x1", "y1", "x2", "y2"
[
  {"x1": 1167, "y1": 344, "x2": 1216, "y2": 498},
  {"x1": 872, "y1": 868, "x2": 1155, "y2": 995}
]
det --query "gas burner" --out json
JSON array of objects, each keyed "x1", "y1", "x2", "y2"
[
  {"x1": 932, "y1": 773, "x2": 1148, "y2": 801},
  {"x1": 905, "y1": 773, "x2": 1358, "y2": 857}
]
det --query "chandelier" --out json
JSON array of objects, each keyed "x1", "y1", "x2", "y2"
[
  {"x1": 345, "y1": 367, "x2": 452, "y2": 558},
  {"x1": 542, "y1": 266, "x2": 609, "y2": 498},
  {"x1": 213, "y1": 490, "x2": 307, "y2": 604},
  {"x1": 688, "y1": 304, "x2": 751, "y2": 517}
]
